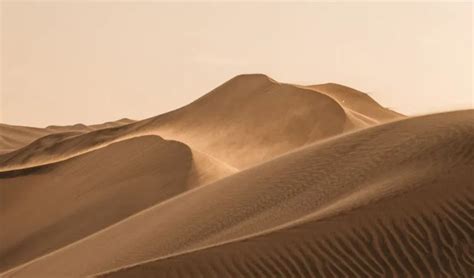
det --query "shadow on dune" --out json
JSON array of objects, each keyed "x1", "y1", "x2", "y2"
[{"x1": 1, "y1": 75, "x2": 471, "y2": 277}]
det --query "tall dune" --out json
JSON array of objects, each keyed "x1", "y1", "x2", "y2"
[
  {"x1": 0, "y1": 74, "x2": 403, "y2": 171},
  {"x1": 1, "y1": 75, "x2": 470, "y2": 278},
  {"x1": 3, "y1": 110, "x2": 471, "y2": 277}
]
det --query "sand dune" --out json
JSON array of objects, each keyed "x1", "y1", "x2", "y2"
[
  {"x1": 3, "y1": 109, "x2": 472, "y2": 277},
  {"x1": 98, "y1": 113, "x2": 472, "y2": 278},
  {"x1": 0, "y1": 136, "x2": 232, "y2": 272},
  {"x1": 0, "y1": 125, "x2": 60, "y2": 155},
  {"x1": 101, "y1": 164, "x2": 473, "y2": 277},
  {"x1": 0, "y1": 75, "x2": 471, "y2": 277},
  {"x1": 0, "y1": 119, "x2": 134, "y2": 156},
  {"x1": 0, "y1": 74, "x2": 402, "y2": 171}
]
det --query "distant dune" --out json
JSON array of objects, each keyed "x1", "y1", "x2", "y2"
[
  {"x1": 0, "y1": 74, "x2": 472, "y2": 277},
  {"x1": 0, "y1": 119, "x2": 134, "y2": 155}
]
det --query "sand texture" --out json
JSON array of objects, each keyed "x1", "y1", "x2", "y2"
[{"x1": 0, "y1": 74, "x2": 472, "y2": 277}]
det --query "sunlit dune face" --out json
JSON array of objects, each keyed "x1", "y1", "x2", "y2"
[{"x1": 1, "y1": 2, "x2": 472, "y2": 127}]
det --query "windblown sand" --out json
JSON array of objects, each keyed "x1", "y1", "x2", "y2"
[{"x1": 0, "y1": 74, "x2": 472, "y2": 277}]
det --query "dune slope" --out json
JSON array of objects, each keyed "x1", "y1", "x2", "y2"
[
  {"x1": 310, "y1": 83, "x2": 403, "y2": 122},
  {"x1": 102, "y1": 162, "x2": 473, "y2": 277},
  {"x1": 3, "y1": 75, "x2": 469, "y2": 277},
  {"x1": 0, "y1": 75, "x2": 403, "y2": 171},
  {"x1": 4, "y1": 110, "x2": 472, "y2": 277},
  {"x1": 0, "y1": 135, "x2": 233, "y2": 272}
]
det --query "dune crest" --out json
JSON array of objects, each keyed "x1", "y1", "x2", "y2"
[
  {"x1": 0, "y1": 74, "x2": 403, "y2": 171},
  {"x1": 0, "y1": 136, "x2": 232, "y2": 272},
  {"x1": 1, "y1": 75, "x2": 471, "y2": 277}
]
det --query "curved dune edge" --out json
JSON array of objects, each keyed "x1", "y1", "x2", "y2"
[
  {"x1": 0, "y1": 74, "x2": 403, "y2": 172},
  {"x1": 3, "y1": 110, "x2": 471, "y2": 277},
  {"x1": 0, "y1": 135, "x2": 233, "y2": 273}
]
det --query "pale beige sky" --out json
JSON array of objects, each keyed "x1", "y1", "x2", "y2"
[{"x1": 1, "y1": 2, "x2": 472, "y2": 127}]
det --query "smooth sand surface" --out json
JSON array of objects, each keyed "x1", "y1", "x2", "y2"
[
  {"x1": 0, "y1": 136, "x2": 233, "y2": 272},
  {"x1": 0, "y1": 74, "x2": 472, "y2": 277},
  {"x1": 97, "y1": 111, "x2": 473, "y2": 278}
]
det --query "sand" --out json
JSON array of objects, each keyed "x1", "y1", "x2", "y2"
[
  {"x1": 0, "y1": 74, "x2": 403, "y2": 171},
  {"x1": 0, "y1": 119, "x2": 134, "y2": 155},
  {"x1": 0, "y1": 74, "x2": 472, "y2": 277}
]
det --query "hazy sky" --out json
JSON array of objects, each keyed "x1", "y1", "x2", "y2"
[{"x1": 1, "y1": 2, "x2": 472, "y2": 127}]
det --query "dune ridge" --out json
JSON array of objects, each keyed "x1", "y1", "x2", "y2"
[
  {"x1": 0, "y1": 74, "x2": 403, "y2": 171},
  {"x1": 0, "y1": 135, "x2": 233, "y2": 272},
  {"x1": 1, "y1": 74, "x2": 471, "y2": 277},
  {"x1": 2, "y1": 109, "x2": 472, "y2": 277}
]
